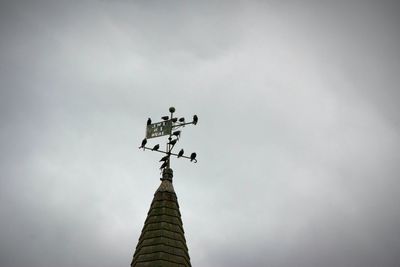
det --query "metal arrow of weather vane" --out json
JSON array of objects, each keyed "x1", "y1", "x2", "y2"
[{"x1": 139, "y1": 107, "x2": 198, "y2": 171}]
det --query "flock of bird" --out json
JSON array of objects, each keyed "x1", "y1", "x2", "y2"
[
  {"x1": 146, "y1": 114, "x2": 198, "y2": 127},
  {"x1": 139, "y1": 114, "x2": 198, "y2": 170}
]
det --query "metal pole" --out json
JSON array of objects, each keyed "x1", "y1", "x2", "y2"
[
  {"x1": 143, "y1": 147, "x2": 196, "y2": 162},
  {"x1": 168, "y1": 110, "x2": 173, "y2": 168},
  {"x1": 172, "y1": 121, "x2": 194, "y2": 128}
]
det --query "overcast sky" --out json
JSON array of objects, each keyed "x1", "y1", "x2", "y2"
[{"x1": 1, "y1": 1, "x2": 400, "y2": 267}]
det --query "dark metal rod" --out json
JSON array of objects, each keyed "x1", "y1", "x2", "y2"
[
  {"x1": 168, "y1": 110, "x2": 174, "y2": 168},
  {"x1": 143, "y1": 146, "x2": 196, "y2": 162},
  {"x1": 172, "y1": 121, "x2": 195, "y2": 128}
]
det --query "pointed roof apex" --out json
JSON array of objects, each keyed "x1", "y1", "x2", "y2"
[
  {"x1": 156, "y1": 168, "x2": 174, "y2": 193},
  {"x1": 131, "y1": 167, "x2": 191, "y2": 267},
  {"x1": 161, "y1": 168, "x2": 173, "y2": 181}
]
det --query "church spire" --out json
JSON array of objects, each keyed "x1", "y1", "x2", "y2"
[
  {"x1": 131, "y1": 168, "x2": 191, "y2": 266},
  {"x1": 131, "y1": 107, "x2": 198, "y2": 266}
]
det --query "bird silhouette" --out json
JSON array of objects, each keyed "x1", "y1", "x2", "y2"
[
  {"x1": 168, "y1": 139, "x2": 177, "y2": 146},
  {"x1": 139, "y1": 138, "x2": 147, "y2": 150},
  {"x1": 179, "y1": 117, "x2": 185, "y2": 123},
  {"x1": 160, "y1": 160, "x2": 168, "y2": 169},
  {"x1": 193, "y1": 115, "x2": 198, "y2": 125},
  {"x1": 147, "y1": 118, "x2": 152, "y2": 125},
  {"x1": 160, "y1": 155, "x2": 170, "y2": 162},
  {"x1": 152, "y1": 144, "x2": 160, "y2": 151},
  {"x1": 161, "y1": 116, "x2": 169, "y2": 121},
  {"x1": 190, "y1": 152, "x2": 197, "y2": 162},
  {"x1": 173, "y1": 131, "x2": 181, "y2": 138},
  {"x1": 172, "y1": 118, "x2": 178, "y2": 123},
  {"x1": 178, "y1": 149, "x2": 184, "y2": 158}
]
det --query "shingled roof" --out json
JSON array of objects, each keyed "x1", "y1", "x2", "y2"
[{"x1": 131, "y1": 168, "x2": 192, "y2": 267}]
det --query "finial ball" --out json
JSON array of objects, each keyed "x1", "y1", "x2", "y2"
[{"x1": 169, "y1": 107, "x2": 175, "y2": 113}]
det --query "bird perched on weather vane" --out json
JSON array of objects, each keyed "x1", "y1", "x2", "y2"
[{"x1": 139, "y1": 107, "x2": 198, "y2": 171}]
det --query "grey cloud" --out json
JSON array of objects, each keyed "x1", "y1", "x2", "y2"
[{"x1": 1, "y1": 1, "x2": 400, "y2": 267}]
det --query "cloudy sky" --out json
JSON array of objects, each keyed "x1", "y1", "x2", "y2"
[{"x1": 1, "y1": 1, "x2": 400, "y2": 267}]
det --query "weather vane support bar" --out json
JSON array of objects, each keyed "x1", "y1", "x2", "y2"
[
  {"x1": 139, "y1": 107, "x2": 199, "y2": 171},
  {"x1": 142, "y1": 147, "x2": 198, "y2": 162}
]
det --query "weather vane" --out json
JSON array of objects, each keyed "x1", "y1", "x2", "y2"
[{"x1": 139, "y1": 107, "x2": 198, "y2": 171}]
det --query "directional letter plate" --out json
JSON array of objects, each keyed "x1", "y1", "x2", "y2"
[{"x1": 146, "y1": 120, "x2": 172, "y2": 139}]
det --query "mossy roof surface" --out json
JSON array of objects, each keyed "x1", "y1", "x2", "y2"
[{"x1": 131, "y1": 178, "x2": 191, "y2": 267}]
